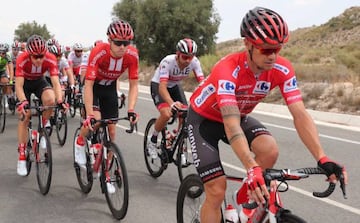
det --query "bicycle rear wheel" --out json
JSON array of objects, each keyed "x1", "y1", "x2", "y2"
[
  {"x1": 36, "y1": 129, "x2": 52, "y2": 195},
  {"x1": 176, "y1": 134, "x2": 196, "y2": 182},
  {"x1": 176, "y1": 174, "x2": 204, "y2": 223},
  {"x1": 0, "y1": 95, "x2": 6, "y2": 133},
  {"x1": 56, "y1": 110, "x2": 68, "y2": 146},
  {"x1": 143, "y1": 118, "x2": 167, "y2": 178},
  {"x1": 73, "y1": 127, "x2": 93, "y2": 194},
  {"x1": 102, "y1": 142, "x2": 129, "y2": 220}
]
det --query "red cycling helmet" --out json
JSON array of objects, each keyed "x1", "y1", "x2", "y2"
[
  {"x1": 240, "y1": 7, "x2": 289, "y2": 45},
  {"x1": 176, "y1": 38, "x2": 198, "y2": 55},
  {"x1": 26, "y1": 35, "x2": 47, "y2": 55},
  {"x1": 107, "y1": 19, "x2": 134, "y2": 40}
]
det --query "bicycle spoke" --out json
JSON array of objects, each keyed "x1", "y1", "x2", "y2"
[{"x1": 36, "y1": 130, "x2": 52, "y2": 195}]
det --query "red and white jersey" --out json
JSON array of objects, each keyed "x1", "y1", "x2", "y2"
[
  {"x1": 190, "y1": 52, "x2": 302, "y2": 123},
  {"x1": 80, "y1": 51, "x2": 90, "y2": 73},
  {"x1": 67, "y1": 51, "x2": 83, "y2": 74},
  {"x1": 151, "y1": 54, "x2": 204, "y2": 88},
  {"x1": 85, "y1": 43, "x2": 139, "y2": 85},
  {"x1": 15, "y1": 52, "x2": 59, "y2": 80},
  {"x1": 44, "y1": 57, "x2": 70, "y2": 78}
]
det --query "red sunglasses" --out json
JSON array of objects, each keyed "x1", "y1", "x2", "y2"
[
  {"x1": 180, "y1": 53, "x2": 194, "y2": 61},
  {"x1": 252, "y1": 44, "x2": 282, "y2": 56}
]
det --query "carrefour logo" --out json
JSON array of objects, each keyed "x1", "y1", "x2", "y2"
[
  {"x1": 253, "y1": 81, "x2": 271, "y2": 94},
  {"x1": 218, "y1": 80, "x2": 235, "y2": 95},
  {"x1": 284, "y1": 77, "x2": 298, "y2": 92}
]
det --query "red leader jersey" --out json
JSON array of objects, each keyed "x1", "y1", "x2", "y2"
[
  {"x1": 15, "y1": 52, "x2": 59, "y2": 80},
  {"x1": 85, "y1": 43, "x2": 139, "y2": 85},
  {"x1": 189, "y1": 51, "x2": 302, "y2": 123}
]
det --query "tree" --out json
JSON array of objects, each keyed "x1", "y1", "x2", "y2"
[
  {"x1": 14, "y1": 21, "x2": 52, "y2": 42},
  {"x1": 112, "y1": 0, "x2": 220, "y2": 65}
]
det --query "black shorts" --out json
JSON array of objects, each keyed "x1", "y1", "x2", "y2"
[
  {"x1": 150, "y1": 82, "x2": 187, "y2": 108},
  {"x1": 93, "y1": 82, "x2": 118, "y2": 119},
  {"x1": 23, "y1": 78, "x2": 52, "y2": 103},
  {"x1": 187, "y1": 106, "x2": 271, "y2": 183}
]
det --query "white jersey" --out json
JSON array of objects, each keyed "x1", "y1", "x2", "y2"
[
  {"x1": 151, "y1": 54, "x2": 204, "y2": 88},
  {"x1": 67, "y1": 51, "x2": 83, "y2": 68},
  {"x1": 80, "y1": 51, "x2": 90, "y2": 73},
  {"x1": 44, "y1": 57, "x2": 70, "y2": 82}
]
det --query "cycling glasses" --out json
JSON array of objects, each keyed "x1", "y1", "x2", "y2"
[
  {"x1": 31, "y1": 54, "x2": 45, "y2": 59},
  {"x1": 252, "y1": 44, "x2": 282, "y2": 56},
  {"x1": 180, "y1": 53, "x2": 194, "y2": 61},
  {"x1": 112, "y1": 40, "x2": 131, "y2": 47},
  {"x1": 75, "y1": 50, "x2": 83, "y2": 53}
]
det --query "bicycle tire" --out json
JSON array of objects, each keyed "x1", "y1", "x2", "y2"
[
  {"x1": 73, "y1": 127, "x2": 93, "y2": 194},
  {"x1": 176, "y1": 174, "x2": 204, "y2": 223},
  {"x1": 25, "y1": 138, "x2": 33, "y2": 176},
  {"x1": 176, "y1": 134, "x2": 196, "y2": 182},
  {"x1": 0, "y1": 95, "x2": 6, "y2": 133},
  {"x1": 69, "y1": 102, "x2": 76, "y2": 117},
  {"x1": 143, "y1": 118, "x2": 167, "y2": 178},
  {"x1": 277, "y1": 210, "x2": 307, "y2": 223},
  {"x1": 36, "y1": 129, "x2": 52, "y2": 195},
  {"x1": 102, "y1": 142, "x2": 129, "y2": 220},
  {"x1": 56, "y1": 110, "x2": 68, "y2": 146}
]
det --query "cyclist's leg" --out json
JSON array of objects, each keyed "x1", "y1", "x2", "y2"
[
  {"x1": 187, "y1": 106, "x2": 227, "y2": 222},
  {"x1": 240, "y1": 116, "x2": 278, "y2": 169}
]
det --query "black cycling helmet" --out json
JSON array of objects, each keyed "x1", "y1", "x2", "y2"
[{"x1": 240, "y1": 7, "x2": 289, "y2": 45}]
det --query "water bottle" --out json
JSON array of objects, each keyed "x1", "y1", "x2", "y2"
[
  {"x1": 181, "y1": 153, "x2": 187, "y2": 166},
  {"x1": 224, "y1": 204, "x2": 239, "y2": 223}
]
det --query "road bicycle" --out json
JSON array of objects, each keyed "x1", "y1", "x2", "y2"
[
  {"x1": 68, "y1": 85, "x2": 83, "y2": 118},
  {"x1": 176, "y1": 167, "x2": 347, "y2": 223},
  {"x1": 0, "y1": 82, "x2": 15, "y2": 133},
  {"x1": 143, "y1": 106, "x2": 196, "y2": 182},
  {"x1": 22, "y1": 98, "x2": 58, "y2": 195},
  {"x1": 72, "y1": 116, "x2": 136, "y2": 220}
]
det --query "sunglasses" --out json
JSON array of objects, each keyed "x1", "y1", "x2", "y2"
[
  {"x1": 112, "y1": 40, "x2": 130, "y2": 47},
  {"x1": 31, "y1": 54, "x2": 45, "y2": 59},
  {"x1": 75, "y1": 50, "x2": 83, "y2": 53},
  {"x1": 180, "y1": 53, "x2": 194, "y2": 61},
  {"x1": 56, "y1": 54, "x2": 63, "y2": 58},
  {"x1": 252, "y1": 44, "x2": 282, "y2": 56},
  {"x1": 0, "y1": 52, "x2": 6, "y2": 55}
]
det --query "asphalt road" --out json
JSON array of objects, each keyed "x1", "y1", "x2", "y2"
[{"x1": 0, "y1": 89, "x2": 359, "y2": 223}]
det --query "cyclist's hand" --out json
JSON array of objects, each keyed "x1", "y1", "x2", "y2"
[
  {"x1": 171, "y1": 101, "x2": 182, "y2": 112},
  {"x1": 318, "y1": 156, "x2": 348, "y2": 184},
  {"x1": 70, "y1": 84, "x2": 75, "y2": 94},
  {"x1": 83, "y1": 115, "x2": 95, "y2": 130},
  {"x1": 16, "y1": 100, "x2": 29, "y2": 117},
  {"x1": 57, "y1": 100, "x2": 69, "y2": 112},
  {"x1": 127, "y1": 109, "x2": 139, "y2": 124},
  {"x1": 9, "y1": 79, "x2": 13, "y2": 85},
  {"x1": 246, "y1": 166, "x2": 269, "y2": 204}
]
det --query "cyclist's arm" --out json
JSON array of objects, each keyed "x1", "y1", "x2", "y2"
[
  {"x1": 7, "y1": 63, "x2": 14, "y2": 82},
  {"x1": 50, "y1": 75, "x2": 63, "y2": 103},
  {"x1": 15, "y1": 76, "x2": 26, "y2": 102},
  {"x1": 127, "y1": 78, "x2": 138, "y2": 111},
  {"x1": 65, "y1": 67, "x2": 75, "y2": 87},
  {"x1": 83, "y1": 79, "x2": 94, "y2": 116},
  {"x1": 287, "y1": 101, "x2": 325, "y2": 160},
  {"x1": 221, "y1": 105, "x2": 258, "y2": 169}
]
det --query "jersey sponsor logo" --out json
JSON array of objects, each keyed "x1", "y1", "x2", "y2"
[
  {"x1": 273, "y1": 63, "x2": 290, "y2": 75},
  {"x1": 232, "y1": 65, "x2": 240, "y2": 79},
  {"x1": 218, "y1": 80, "x2": 235, "y2": 95},
  {"x1": 194, "y1": 84, "x2": 215, "y2": 107},
  {"x1": 253, "y1": 81, "x2": 270, "y2": 94},
  {"x1": 90, "y1": 49, "x2": 106, "y2": 66},
  {"x1": 188, "y1": 124, "x2": 200, "y2": 168},
  {"x1": 286, "y1": 94, "x2": 302, "y2": 102},
  {"x1": 284, "y1": 77, "x2": 298, "y2": 92}
]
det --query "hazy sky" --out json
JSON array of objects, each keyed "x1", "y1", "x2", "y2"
[{"x1": 0, "y1": 0, "x2": 358, "y2": 47}]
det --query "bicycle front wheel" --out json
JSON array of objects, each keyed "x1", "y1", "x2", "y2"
[
  {"x1": 143, "y1": 118, "x2": 166, "y2": 178},
  {"x1": 56, "y1": 110, "x2": 68, "y2": 146},
  {"x1": 73, "y1": 127, "x2": 93, "y2": 194},
  {"x1": 101, "y1": 142, "x2": 129, "y2": 220},
  {"x1": 177, "y1": 174, "x2": 204, "y2": 223},
  {"x1": 0, "y1": 95, "x2": 6, "y2": 133},
  {"x1": 36, "y1": 129, "x2": 52, "y2": 195},
  {"x1": 176, "y1": 134, "x2": 197, "y2": 182},
  {"x1": 277, "y1": 210, "x2": 307, "y2": 223}
]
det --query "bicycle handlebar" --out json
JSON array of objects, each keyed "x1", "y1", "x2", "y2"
[
  {"x1": 168, "y1": 106, "x2": 188, "y2": 125},
  {"x1": 90, "y1": 116, "x2": 137, "y2": 134},
  {"x1": 243, "y1": 167, "x2": 346, "y2": 209},
  {"x1": 19, "y1": 104, "x2": 58, "y2": 121}
]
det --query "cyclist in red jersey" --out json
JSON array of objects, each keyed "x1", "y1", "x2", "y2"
[
  {"x1": 15, "y1": 35, "x2": 66, "y2": 176},
  {"x1": 187, "y1": 7, "x2": 348, "y2": 222},
  {"x1": 74, "y1": 19, "x2": 139, "y2": 192}
]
